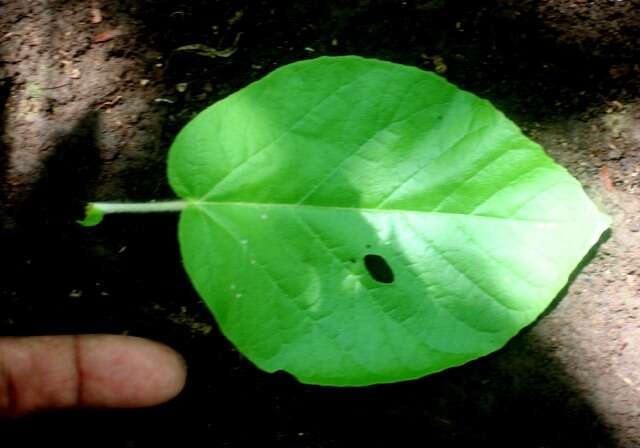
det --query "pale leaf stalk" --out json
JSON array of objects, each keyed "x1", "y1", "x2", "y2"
[
  {"x1": 78, "y1": 200, "x2": 188, "y2": 226},
  {"x1": 92, "y1": 200, "x2": 188, "y2": 214}
]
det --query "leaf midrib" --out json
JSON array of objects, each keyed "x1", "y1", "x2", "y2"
[{"x1": 188, "y1": 199, "x2": 563, "y2": 224}]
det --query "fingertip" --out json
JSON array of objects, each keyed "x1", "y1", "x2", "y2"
[{"x1": 77, "y1": 335, "x2": 187, "y2": 408}]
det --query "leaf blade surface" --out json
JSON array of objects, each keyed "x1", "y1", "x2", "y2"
[{"x1": 169, "y1": 56, "x2": 610, "y2": 385}]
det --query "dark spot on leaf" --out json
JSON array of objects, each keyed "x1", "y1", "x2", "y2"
[
  {"x1": 365, "y1": 244, "x2": 372, "y2": 249},
  {"x1": 364, "y1": 254, "x2": 394, "y2": 284}
]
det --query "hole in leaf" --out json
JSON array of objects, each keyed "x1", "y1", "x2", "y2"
[{"x1": 364, "y1": 254, "x2": 394, "y2": 284}]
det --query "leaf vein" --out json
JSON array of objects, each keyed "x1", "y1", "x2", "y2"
[
  {"x1": 402, "y1": 216, "x2": 525, "y2": 313},
  {"x1": 432, "y1": 137, "x2": 517, "y2": 212},
  {"x1": 201, "y1": 72, "x2": 374, "y2": 201},
  {"x1": 193, "y1": 200, "x2": 565, "y2": 224},
  {"x1": 291, "y1": 211, "x2": 427, "y2": 370},
  {"x1": 197, "y1": 205, "x2": 381, "y2": 372},
  {"x1": 376, "y1": 123, "x2": 493, "y2": 209}
]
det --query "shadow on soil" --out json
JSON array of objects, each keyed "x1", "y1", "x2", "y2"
[
  {"x1": 0, "y1": 111, "x2": 106, "y2": 333},
  {"x1": 0, "y1": 78, "x2": 10, "y2": 218},
  {"x1": 132, "y1": 0, "x2": 638, "y2": 123},
  {"x1": 540, "y1": 227, "x2": 612, "y2": 320},
  {"x1": 0, "y1": 329, "x2": 616, "y2": 447}
]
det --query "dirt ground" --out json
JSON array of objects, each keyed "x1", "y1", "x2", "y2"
[{"x1": 0, "y1": 0, "x2": 639, "y2": 446}]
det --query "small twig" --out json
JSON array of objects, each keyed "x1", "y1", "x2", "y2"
[
  {"x1": 96, "y1": 95, "x2": 122, "y2": 110},
  {"x1": 599, "y1": 165, "x2": 615, "y2": 192},
  {"x1": 42, "y1": 82, "x2": 72, "y2": 90},
  {"x1": 173, "y1": 32, "x2": 243, "y2": 59},
  {"x1": 0, "y1": 32, "x2": 17, "y2": 42}
]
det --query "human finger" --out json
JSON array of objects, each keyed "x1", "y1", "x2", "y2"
[{"x1": 0, "y1": 334, "x2": 186, "y2": 417}]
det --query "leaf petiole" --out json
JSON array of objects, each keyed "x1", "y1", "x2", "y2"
[{"x1": 78, "y1": 200, "x2": 187, "y2": 227}]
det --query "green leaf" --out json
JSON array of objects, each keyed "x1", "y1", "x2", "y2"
[{"x1": 168, "y1": 56, "x2": 610, "y2": 386}]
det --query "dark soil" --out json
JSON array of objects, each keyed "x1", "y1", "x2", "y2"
[{"x1": 1, "y1": 1, "x2": 639, "y2": 446}]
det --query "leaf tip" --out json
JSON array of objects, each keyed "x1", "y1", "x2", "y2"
[{"x1": 77, "y1": 203, "x2": 104, "y2": 227}]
